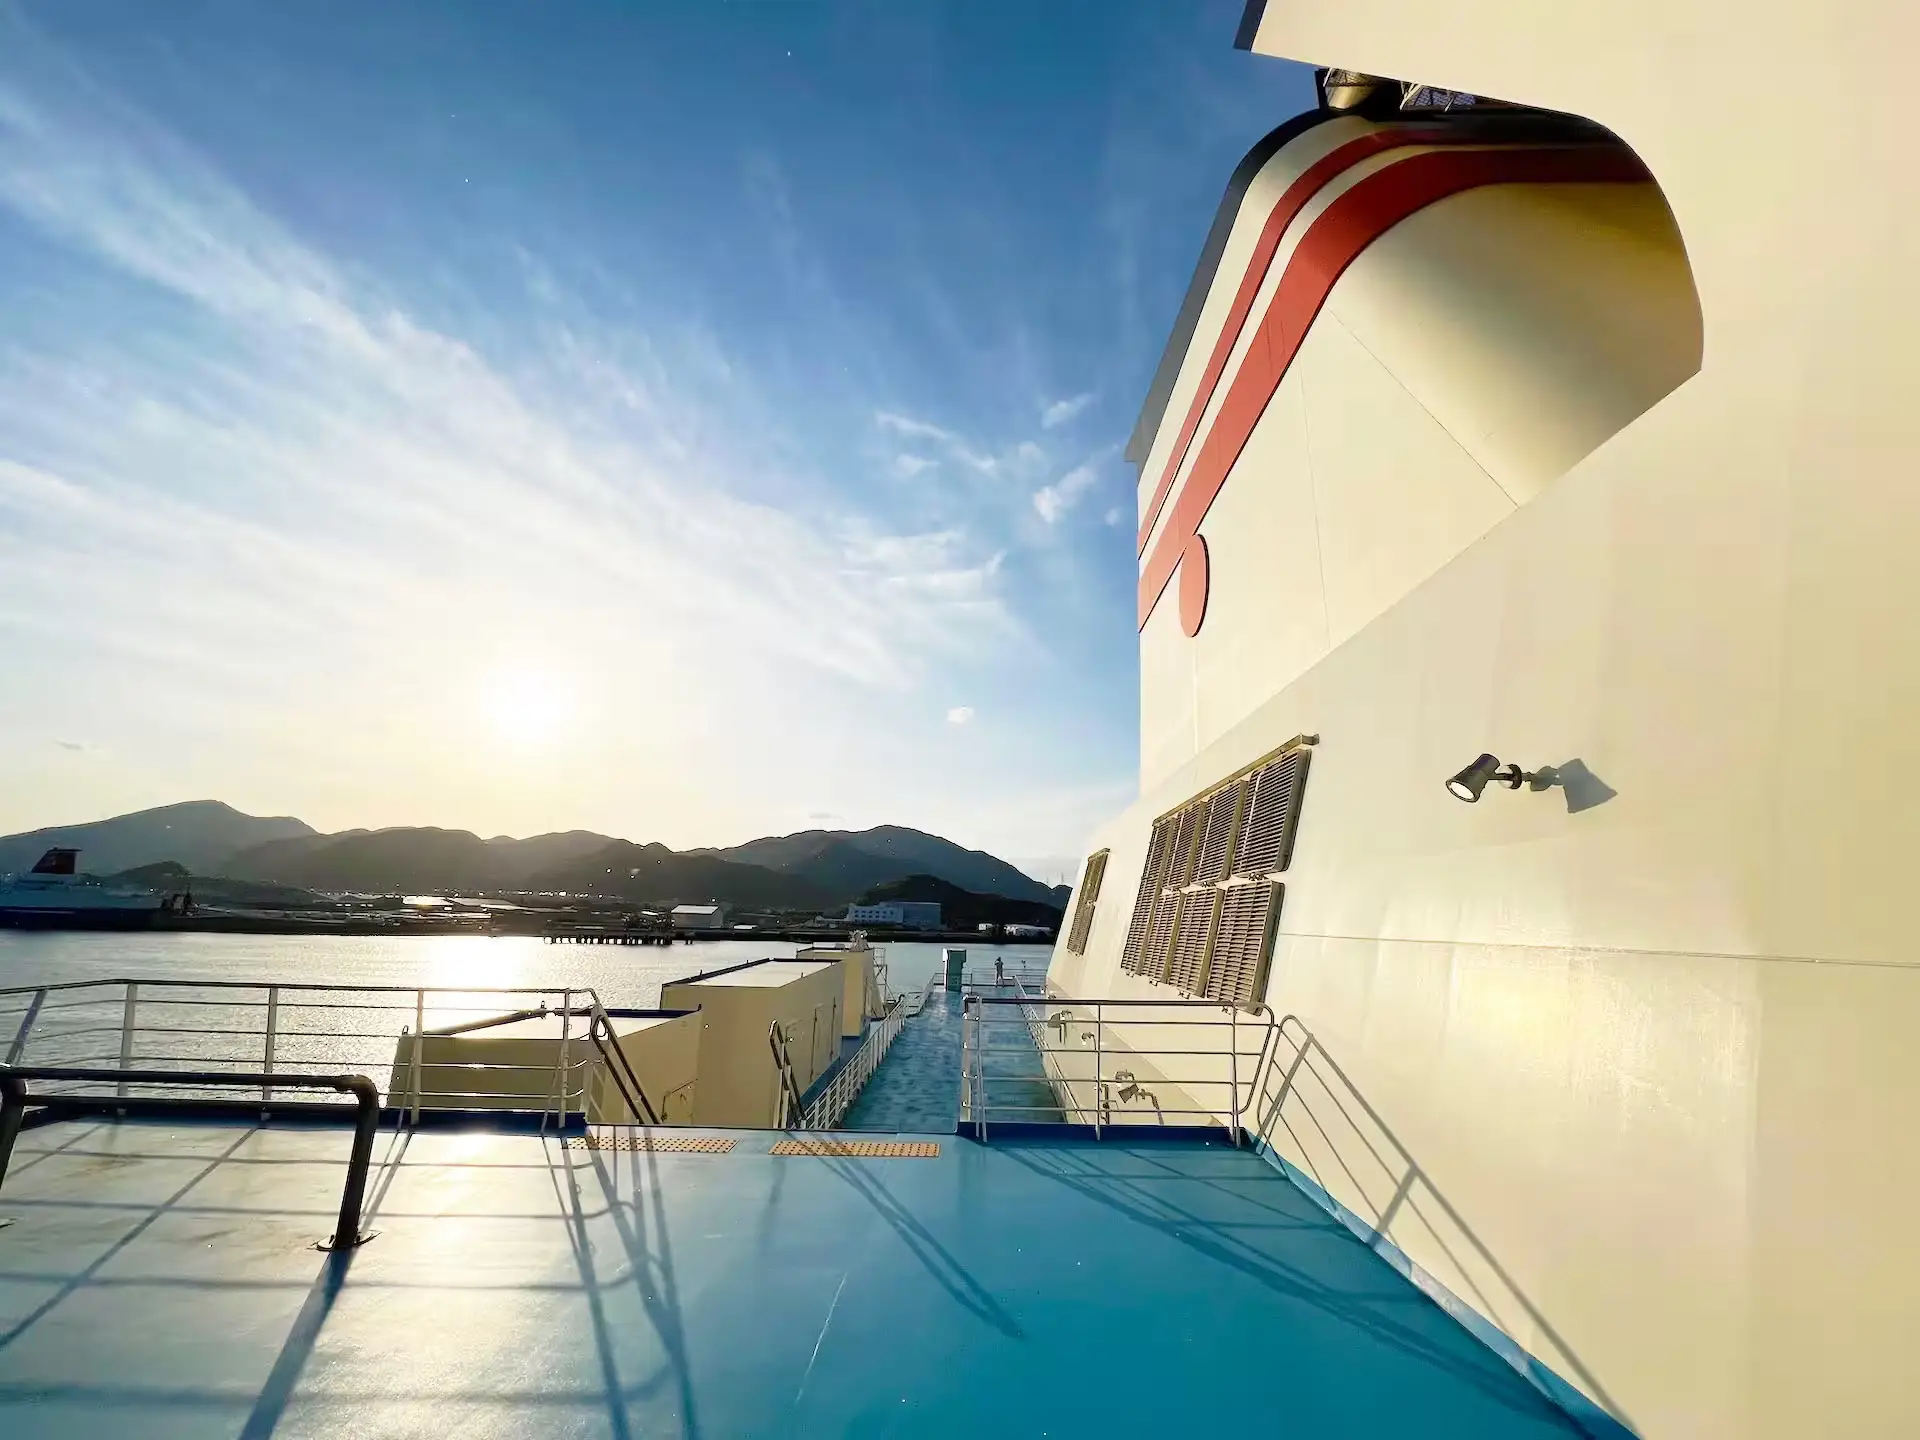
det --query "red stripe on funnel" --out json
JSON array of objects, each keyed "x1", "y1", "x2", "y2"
[
  {"x1": 1136, "y1": 127, "x2": 1456, "y2": 558},
  {"x1": 1138, "y1": 143, "x2": 1650, "y2": 633}
]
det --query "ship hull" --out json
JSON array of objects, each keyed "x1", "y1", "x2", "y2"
[{"x1": 0, "y1": 906, "x2": 159, "y2": 931}]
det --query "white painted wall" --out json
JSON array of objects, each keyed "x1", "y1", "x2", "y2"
[
  {"x1": 1059, "y1": 5, "x2": 1920, "y2": 1435},
  {"x1": 1140, "y1": 166, "x2": 1700, "y2": 789}
]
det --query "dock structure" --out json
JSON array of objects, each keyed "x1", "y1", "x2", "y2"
[{"x1": 542, "y1": 922, "x2": 677, "y2": 946}]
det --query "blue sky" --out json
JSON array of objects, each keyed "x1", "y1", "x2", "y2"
[{"x1": 0, "y1": 1, "x2": 1310, "y2": 879}]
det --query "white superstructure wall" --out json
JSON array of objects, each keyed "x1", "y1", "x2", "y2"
[{"x1": 1057, "y1": 6, "x2": 1920, "y2": 1434}]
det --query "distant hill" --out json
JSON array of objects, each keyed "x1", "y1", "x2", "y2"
[
  {"x1": 1, "y1": 802, "x2": 1059, "y2": 912},
  {"x1": 225, "y1": 827, "x2": 613, "y2": 894},
  {"x1": 0, "y1": 801, "x2": 315, "y2": 879},
  {"x1": 853, "y1": 873, "x2": 1063, "y2": 931},
  {"x1": 703, "y1": 825, "x2": 1064, "y2": 907},
  {"x1": 526, "y1": 841, "x2": 833, "y2": 909}
]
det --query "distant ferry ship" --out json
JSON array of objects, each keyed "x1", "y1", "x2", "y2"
[{"x1": 0, "y1": 847, "x2": 167, "y2": 929}]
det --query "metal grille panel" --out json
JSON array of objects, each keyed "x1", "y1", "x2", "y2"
[
  {"x1": 567, "y1": 1134, "x2": 735, "y2": 1153},
  {"x1": 1120, "y1": 819, "x2": 1175, "y2": 974},
  {"x1": 1165, "y1": 890, "x2": 1221, "y2": 996},
  {"x1": 1167, "y1": 798, "x2": 1208, "y2": 889},
  {"x1": 1065, "y1": 849, "x2": 1108, "y2": 955},
  {"x1": 771, "y1": 1139, "x2": 940, "y2": 1158},
  {"x1": 1194, "y1": 779, "x2": 1246, "y2": 884},
  {"x1": 1083, "y1": 848, "x2": 1108, "y2": 903},
  {"x1": 1139, "y1": 886, "x2": 1182, "y2": 983},
  {"x1": 1234, "y1": 749, "x2": 1311, "y2": 878},
  {"x1": 1202, "y1": 882, "x2": 1282, "y2": 1007}
]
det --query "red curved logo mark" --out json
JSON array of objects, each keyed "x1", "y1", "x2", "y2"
[{"x1": 1139, "y1": 143, "x2": 1650, "y2": 637}]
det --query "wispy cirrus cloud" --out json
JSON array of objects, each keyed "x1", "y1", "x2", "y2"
[
  {"x1": 0, "y1": 38, "x2": 1028, "y2": 838},
  {"x1": 1041, "y1": 391, "x2": 1096, "y2": 428},
  {"x1": 875, "y1": 411, "x2": 956, "y2": 446},
  {"x1": 875, "y1": 404, "x2": 1068, "y2": 485},
  {"x1": 1033, "y1": 459, "x2": 1102, "y2": 524}
]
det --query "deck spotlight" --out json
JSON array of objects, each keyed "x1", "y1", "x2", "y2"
[{"x1": 1446, "y1": 753, "x2": 1540, "y2": 802}]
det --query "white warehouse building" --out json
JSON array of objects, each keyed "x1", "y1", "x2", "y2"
[{"x1": 844, "y1": 900, "x2": 942, "y2": 930}]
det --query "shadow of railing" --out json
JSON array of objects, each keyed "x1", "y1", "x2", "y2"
[
  {"x1": 1253, "y1": 1014, "x2": 1635, "y2": 1439},
  {"x1": 0, "y1": 1118, "x2": 687, "y2": 1435}
]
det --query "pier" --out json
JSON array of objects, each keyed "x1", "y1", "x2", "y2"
[{"x1": 542, "y1": 923, "x2": 678, "y2": 946}]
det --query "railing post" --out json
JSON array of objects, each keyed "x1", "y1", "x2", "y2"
[
  {"x1": 5, "y1": 988, "x2": 46, "y2": 1066},
  {"x1": 408, "y1": 989, "x2": 425, "y2": 1126},
  {"x1": 1092, "y1": 1001, "x2": 1103, "y2": 1140},
  {"x1": 976, "y1": 1000, "x2": 987, "y2": 1141},
  {"x1": 1229, "y1": 1006, "x2": 1241, "y2": 1145},
  {"x1": 554, "y1": 990, "x2": 574, "y2": 1131},
  {"x1": 116, "y1": 982, "x2": 139, "y2": 1102},
  {"x1": 324, "y1": 1076, "x2": 381, "y2": 1250},
  {"x1": 1260, "y1": 1033, "x2": 1312, "y2": 1142},
  {"x1": 262, "y1": 985, "x2": 280, "y2": 1106},
  {"x1": 957, "y1": 998, "x2": 969, "y2": 1127},
  {"x1": 0, "y1": 1068, "x2": 25, "y2": 1188}
]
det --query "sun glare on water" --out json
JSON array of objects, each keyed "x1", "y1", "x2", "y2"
[{"x1": 482, "y1": 669, "x2": 572, "y2": 748}]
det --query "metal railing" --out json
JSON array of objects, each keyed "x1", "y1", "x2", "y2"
[
  {"x1": 903, "y1": 968, "x2": 943, "y2": 1017},
  {"x1": 0, "y1": 1063, "x2": 381, "y2": 1249},
  {"x1": 584, "y1": 1001, "x2": 661, "y2": 1125},
  {"x1": 769, "y1": 1022, "x2": 807, "y2": 1129},
  {"x1": 959, "y1": 989, "x2": 1276, "y2": 1140},
  {"x1": 0, "y1": 978, "x2": 612, "y2": 1126},
  {"x1": 1249, "y1": 1014, "x2": 1628, "y2": 1425},
  {"x1": 964, "y1": 961, "x2": 1050, "y2": 993},
  {"x1": 799, "y1": 993, "x2": 910, "y2": 1130}
]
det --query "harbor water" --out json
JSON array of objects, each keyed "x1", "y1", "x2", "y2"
[
  {"x1": 0, "y1": 930, "x2": 1052, "y2": 1008},
  {"x1": 0, "y1": 931, "x2": 1061, "y2": 1131}
]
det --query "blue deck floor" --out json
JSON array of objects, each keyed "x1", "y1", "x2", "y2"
[
  {"x1": 845, "y1": 989, "x2": 1063, "y2": 1132},
  {"x1": 843, "y1": 990, "x2": 965, "y2": 1131},
  {"x1": 0, "y1": 1116, "x2": 1586, "y2": 1438}
]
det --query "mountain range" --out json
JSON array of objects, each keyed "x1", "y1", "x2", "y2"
[{"x1": 0, "y1": 801, "x2": 1068, "y2": 913}]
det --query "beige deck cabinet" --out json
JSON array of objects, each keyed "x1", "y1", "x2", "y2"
[
  {"x1": 660, "y1": 958, "x2": 845, "y2": 1127},
  {"x1": 387, "y1": 1007, "x2": 701, "y2": 1123},
  {"x1": 797, "y1": 941, "x2": 887, "y2": 1036}
]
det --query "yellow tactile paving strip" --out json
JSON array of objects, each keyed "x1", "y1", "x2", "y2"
[
  {"x1": 566, "y1": 1134, "x2": 736, "y2": 1153},
  {"x1": 770, "y1": 1139, "x2": 941, "y2": 1158}
]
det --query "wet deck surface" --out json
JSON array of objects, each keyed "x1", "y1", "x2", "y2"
[
  {"x1": 845, "y1": 988, "x2": 1063, "y2": 1133},
  {"x1": 0, "y1": 1118, "x2": 1581, "y2": 1438}
]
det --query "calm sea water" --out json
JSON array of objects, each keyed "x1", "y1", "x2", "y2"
[{"x1": 0, "y1": 930, "x2": 1050, "y2": 1009}]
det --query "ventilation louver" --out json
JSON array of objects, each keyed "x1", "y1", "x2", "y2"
[
  {"x1": 1165, "y1": 890, "x2": 1221, "y2": 995},
  {"x1": 1120, "y1": 817, "x2": 1176, "y2": 974},
  {"x1": 1202, "y1": 881, "x2": 1282, "y2": 1007},
  {"x1": 1065, "y1": 849, "x2": 1109, "y2": 955},
  {"x1": 1233, "y1": 749, "x2": 1311, "y2": 879},
  {"x1": 1116, "y1": 741, "x2": 1310, "y2": 1005}
]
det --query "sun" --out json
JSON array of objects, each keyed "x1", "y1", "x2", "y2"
[{"x1": 481, "y1": 670, "x2": 571, "y2": 748}]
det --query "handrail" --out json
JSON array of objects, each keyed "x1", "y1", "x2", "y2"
[
  {"x1": 801, "y1": 992, "x2": 910, "y2": 1130},
  {"x1": 0, "y1": 1064, "x2": 381, "y2": 1250},
  {"x1": 0, "y1": 978, "x2": 591, "y2": 997},
  {"x1": 584, "y1": 1002, "x2": 661, "y2": 1126},
  {"x1": 960, "y1": 992, "x2": 1275, "y2": 1138},
  {"x1": 3, "y1": 977, "x2": 628, "y2": 1123},
  {"x1": 768, "y1": 1023, "x2": 805, "y2": 1129},
  {"x1": 1251, "y1": 1014, "x2": 1628, "y2": 1426}
]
